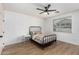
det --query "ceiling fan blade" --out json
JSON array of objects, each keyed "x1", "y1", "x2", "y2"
[
  {"x1": 55, "y1": 11, "x2": 60, "y2": 13},
  {"x1": 47, "y1": 4, "x2": 51, "y2": 9},
  {"x1": 48, "y1": 10, "x2": 56, "y2": 12},
  {"x1": 37, "y1": 8, "x2": 44, "y2": 11},
  {"x1": 39, "y1": 12, "x2": 45, "y2": 14}
]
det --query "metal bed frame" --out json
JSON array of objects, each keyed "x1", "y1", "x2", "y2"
[{"x1": 29, "y1": 26, "x2": 57, "y2": 48}]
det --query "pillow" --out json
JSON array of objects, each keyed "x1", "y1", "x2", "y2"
[
  {"x1": 32, "y1": 31, "x2": 41, "y2": 35},
  {"x1": 32, "y1": 32, "x2": 37, "y2": 35},
  {"x1": 36, "y1": 32, "x2": 42, "y2": 34}
]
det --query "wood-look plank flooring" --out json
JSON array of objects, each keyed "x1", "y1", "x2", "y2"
[{"x1": 1, "y1": 40, "x2": 79, "y2": 55}]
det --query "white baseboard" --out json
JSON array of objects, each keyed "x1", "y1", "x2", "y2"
[
  {"x1": 4, "y1": 36, "x2": 28, "y2": 46},
  {"x1": 58, "y1": 39, "x2": 79, "y2": 46},
  {"x1": 5, "y1": 39, "x2": 27, "y2": 46}
]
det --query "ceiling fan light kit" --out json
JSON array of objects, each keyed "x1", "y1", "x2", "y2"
[{"x1": 36, "y1": 4, "x2": 59, "y2": 15}]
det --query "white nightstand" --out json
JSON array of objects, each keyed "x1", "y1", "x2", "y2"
[{"x1": 24, "y1": 35, "x2": 31, "y2": 41}]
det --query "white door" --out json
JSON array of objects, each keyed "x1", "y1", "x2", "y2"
[
  {"x1": 0, "y1": 18, "x2": 3, "y2": 54},
  {"x1": 0, "y1": 18, "x2": 4, "y2": 54},
  {"x1": 0, "y1": 3, "x2": 4, "y2": 54}
]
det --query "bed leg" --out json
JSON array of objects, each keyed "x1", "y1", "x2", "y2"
[
  {"x1": 55, "y1": 39, "x2": 56, "y2": 42},
  {"x1": 40, "y1": 44, "x2": 45, "y2": 50}
]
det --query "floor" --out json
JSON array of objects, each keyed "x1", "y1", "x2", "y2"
[{"x1": 1, "y1": 40, "x2": 79, "y2": 55}]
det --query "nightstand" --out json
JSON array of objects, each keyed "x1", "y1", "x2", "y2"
[{"x1": 24, "y1": 35, "x2": 31, "y2": 41}]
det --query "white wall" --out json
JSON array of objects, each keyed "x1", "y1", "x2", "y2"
[
  {"x1": 46, "y1": 10, "x2": 79, "y2": 45},
  {"x1": 4, "y1": 11, "x2": 45, "y2": 45}
]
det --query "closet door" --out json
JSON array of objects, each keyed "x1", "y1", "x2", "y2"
[
  {"x1": 0, "y1": 3, "x2": 4, "y2": 54},
  {"x1": 0, "y1": 14, "x2": 3, "y2": 38}
]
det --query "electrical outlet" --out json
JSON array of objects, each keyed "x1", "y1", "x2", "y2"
[
  {"x1": 3, "y1": 20, "x2": 5, "y2": 22},
  {"x1": 3, "y1": 32, "x2": 4, "y2": 33},
  {"x1": 3, "y1": 43, "x2": 5, "y2": 45}
]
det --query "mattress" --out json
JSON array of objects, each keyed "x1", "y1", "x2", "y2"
[
  {"x1": 32, "y1": 33, "x2": 56, "y2": 44},
  {"x1": 32, "y1": 33, "x2": 44, "y2": 44}
]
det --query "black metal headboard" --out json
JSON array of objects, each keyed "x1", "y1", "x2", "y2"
[{"x1": 29, "y1": 26, "x2": 41, "y2": 38}]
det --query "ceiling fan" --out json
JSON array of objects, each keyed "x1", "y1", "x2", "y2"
[{"x1": 36, "y1": 4, "x2": 59, "y2": 15}]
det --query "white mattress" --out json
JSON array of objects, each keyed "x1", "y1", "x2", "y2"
[
  {"x1": 32, "y1": 33, "x2": 56, "y2": 44},
  {"x1": 32, "y1": 33, "x2": 44, "y2": 44}
]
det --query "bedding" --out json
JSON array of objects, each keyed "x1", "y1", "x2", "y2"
[
  {"x1": 32, "y1": 33, "x2": 44, "y2": 44},
  {"x1": 32, "y1": 33, "x2": 56, "y2": 44}
]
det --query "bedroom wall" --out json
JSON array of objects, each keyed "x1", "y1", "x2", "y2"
[
  {"x1": 46, "y1": 10, "x2": 79, "y2": 45},
  {"x1": 4, "y1": 11, "x2": 45, "y2": 45}
]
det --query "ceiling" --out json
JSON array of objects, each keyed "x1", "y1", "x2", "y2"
[{"x1": 3, "y1": 3, "x2": 79, "y2": 19}]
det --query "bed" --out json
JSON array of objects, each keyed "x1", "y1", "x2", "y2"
[{"x1": 29, "y1": 26, "x2": 57, "y2": 48}]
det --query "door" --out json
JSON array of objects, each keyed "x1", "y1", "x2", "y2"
[{"x1": 0, "y1": 3, "x2": 4, "y2": 54}]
